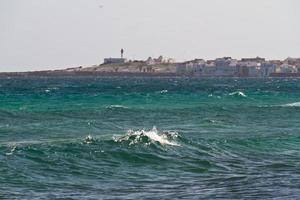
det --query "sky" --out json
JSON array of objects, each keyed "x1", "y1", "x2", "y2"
[{"x1": 0, "y1": 0, "x2": 299, "y2": 72}]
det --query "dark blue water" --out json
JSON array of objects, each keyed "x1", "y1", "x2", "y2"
[{"x1": 1, "y1": 77, "x2": 300, "y2": 199}]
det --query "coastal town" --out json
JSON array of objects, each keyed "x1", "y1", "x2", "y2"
[
  {"x1": 74, "y1": 49, "x2": 300, "y2": 77},
  {"x1": 175, "y1": 56, "x2": 300, "y2": 77},
  {"x1": 1, "y1": 50, "x2": 300, "y2": 77}
]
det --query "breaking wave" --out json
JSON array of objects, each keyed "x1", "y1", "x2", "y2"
[
  {"x1": 5, "y1": 146, "x2": 17, "y2": 156},
  {"x1": 113, "y1": 127, "x2": 180, "y2": 146},
  {"x1": 281, "y1": 102, "x2": 300, "y2": 107},
  {"x1": 83, "y1": 135, "x2": 95, "y2": 144},
  {"x1": 229, "y1": 91, "x2": 247, "y2": 97}
]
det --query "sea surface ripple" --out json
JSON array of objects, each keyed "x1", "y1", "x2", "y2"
[{"x1": 0, "y1": 77, "x2": 300, "y2": 199}]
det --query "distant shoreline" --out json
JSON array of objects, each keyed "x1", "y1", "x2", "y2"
[
  {"x1": 0, "y1": 71, "x2": 181, "y2": 77},
  {"x1": 2, "y1": 56, "x2": 300, "y2": 77},
  {"x1": 0, "y1": 70, "x2": 300, "y2": 77}
]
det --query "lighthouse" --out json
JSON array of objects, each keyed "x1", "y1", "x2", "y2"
[
  {"x1": 121, "y1": 48, "x2": 124, "y2": 58},
  {"x1": 103, "y1": 49, "x2": 127, "y2": 64}
]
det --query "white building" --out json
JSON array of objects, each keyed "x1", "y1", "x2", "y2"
[
  {"x1": 177, "y1": 57, "x2": 238, "y2": 76},
  {"x1": 204, "y1": 57, "x2": 237, "y2": 76},
  {"x1": 237, "y1": 61, "x2": 261, "y2": 77},
  {"x1": 146, "y1": 56, "x2": 166, "y2": 65},
  {"x1": 260, "y1": 62, "x2": 276, "y2": 77},
  {"x1": 146, "y1": 56, "x2": 175, "y2": 65},
  {"x1": 277, "y1": 64, "x2": 298, "y2": 73},
  {"x1": 176, "y1": 59, "x2": 205, "y2": 74}
]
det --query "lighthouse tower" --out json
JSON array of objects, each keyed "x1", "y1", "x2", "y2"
[
  {"x1": 103, "y1": 49, "x2": 127, "y2": 64},
  {"x1": 121, "y1": 48, "x2": 124, "y2": 58}
]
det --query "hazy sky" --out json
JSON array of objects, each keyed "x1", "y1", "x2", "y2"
[{"x1": 0, "y1": 0, "x2": 299, "y2": 72}]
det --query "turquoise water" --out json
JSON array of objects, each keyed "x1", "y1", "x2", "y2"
[{"x1": 0, "y1": 77, "x2": 300, "y2": 199}]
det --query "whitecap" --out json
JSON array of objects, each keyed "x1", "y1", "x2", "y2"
[
  {"x1": 106, "y1": 105, "x2": 129, "y2": 109},
  {"x1": 84, "y1": 135, "x2": 94, "y2": 144},
  {"x1": 281, "y1": 102, "x2": 300, "y2": 107},
  {"x1": 229, "y1": 91, "x2": 247, "y2": 97},
  {"x1": 5, "y1": 146, "x2": 16, "y2": 156},
  {"x1": 114, "y1": 127, "x2": 180, "y2": 146},
  {"x1": 160, "y1": 90, "x2": 168, "y2": 94}
]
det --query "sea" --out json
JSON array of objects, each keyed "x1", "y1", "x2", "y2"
[{"x1": 0, "y1": 76, "x2": 300, "y2": 199}]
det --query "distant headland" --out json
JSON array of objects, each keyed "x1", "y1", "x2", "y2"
[{"x1": 1, "y1": 50, "x2": 300, "y2": 77}]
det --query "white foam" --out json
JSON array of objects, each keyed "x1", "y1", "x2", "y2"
[
  {"x1": 160, "y1": 90, "x2": 168, "y2": 94},
  {"x1": 84, "y1": 135, "x2": 94, "y2": 144},
  {"x1": 5, "y1": 146, "x2": 16, "y2": 156},
  {"x1": 114, "y1": 127, "x2": 179, "y2": 146},
  {"x1": 106, "y1": 105, "x2": 129, "y2": 109},
  {"x1": 229, "y1": 91, "x2": 247, "y2": 97},
  {"x1": 282, "y1": 102, "x2": 300, "y2": 107}
]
